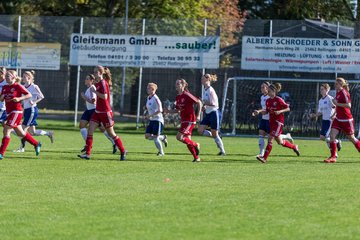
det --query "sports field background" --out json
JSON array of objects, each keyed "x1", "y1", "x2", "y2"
[{"x1": 0, "y1": 119, "x2": 359, "y2": 239}]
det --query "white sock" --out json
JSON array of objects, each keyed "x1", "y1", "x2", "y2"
[
  {"x1": 80, "y1": 128, "x2": 87, "y2": 141},
  {"x1": 259, "y1": 136, "x2": 265, "y2": 155},
  {"x1": 215, "y1": 136, "x2": 225, "y2": 153},
  {"x1": 202, "y1": 130, "x2": 212, "y2": 137},
  {"x1": 35, "y1": 129, "x2": 47, "y2": 136},
  {"x1": 103, "y1": 131, "x2": 115, "y2": 144},
  {"x1": 154, "y1": 136, "x2": 164, "y2": 154}
]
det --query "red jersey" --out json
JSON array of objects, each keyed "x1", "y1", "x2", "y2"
[
  {"x1": 1, "y1": 83, "x2": 29, "y2": 113},
  {"x1": 175, "y1": 91, "x2": 199, "y2": 122},
  {"x1": 266, "y1": 96, "x2": 289, "y2": 124},
  {"x1": 335, "y1": 88, "x2": 353, "y2": 120},
  {"x1": 95, "y1": 79, "x2": 111, "y2": 113}
]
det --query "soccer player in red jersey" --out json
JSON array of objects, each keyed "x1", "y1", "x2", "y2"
[
  {"x1": 78, "y1": 66, "x2": 126, "y2": 160},
  {"x1": 324, "y1": 78, "x2": 360, "y2": 163},
  {"x1": 165, "y1": 78, "x2": 202, "y2": 162},
  {"x1": 253, "y1": 83, "x2": 299, "y2": 163},
  {"x1": 0, "y1": 70, "x2": 41, "y2": 159}
]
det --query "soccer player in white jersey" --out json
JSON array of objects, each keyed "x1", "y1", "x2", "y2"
[
  {"x1": 0, "y1": 67, "x2": 8, "y2": 125},
  {"x1": 79, "y1": 74, "x2": 117, "y2": 154},
  {"x1": 310, "y1": 83, "x2": 341, "y2": 152},
  {"x1": 13, "y1": 70, "x2": 54, "y2": 152},
  {"x1": 252, "y1": 82, "x2": 293, "y2": 157},
  {"x1": 198, "y1": 74, "x2": 226, "y2": 155},
  {"x1": 145, "y1": 83, "x2": 168, "y2": 156}
]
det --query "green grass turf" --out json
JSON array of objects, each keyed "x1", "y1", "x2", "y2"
[{"x1": 0, "y1": 119, "x2": 360, "y2": 239}]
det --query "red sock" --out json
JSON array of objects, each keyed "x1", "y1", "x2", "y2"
[
  {"x1": 281, "y1": 140, "x2": 295, "y2": 149},
  {"x1": 354, "y1": 140, "x2": 360, "y2": 152},
  {"x1": 0, "y1": 136, "x2": 10, "y2": 155},
  {"x1": 85, "y1": 135, "x2": 93, "y2": 155},
  {"x1": 23, "y1": 133, "x2": 38, "y2": 146},
  {"x1": 113, "y1": 135, "x2": 125, "y2": 154},
  {"x1": 263, "y1": 142, "x2": 273, "y2": 160},
  {"x1": 330, "y1": 141, "x2": 337, "y2": 158}
]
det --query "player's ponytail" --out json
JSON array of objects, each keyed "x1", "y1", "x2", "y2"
[
  {"x1": 336, "y1": 77, "x2": 349, "y2": 91},
  {"x1": 203, "y1": 73, "x2": 218, "y2": 84},
  {"x1": 103, "y1": 67, "x2": 112, "y2": 87}
]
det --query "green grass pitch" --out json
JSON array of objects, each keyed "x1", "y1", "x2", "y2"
[{"x1": 0, "y1": 120, "x2": 360, "y2": 239}]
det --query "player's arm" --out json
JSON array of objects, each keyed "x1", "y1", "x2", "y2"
[
  {"x1": 252, "y1": 108, "x2": 267, "y2": 116},
  {"x1": 332, "y1": 98, "x2": 351, "y2": 108},
  {"x1": 195, "y1": 99, "x2": 202, "y2": 121},
  {"x1": 0, "y1": 94, "x2": 4, "y2": 102},
  {"x1": 32, "y1": 85, "x2": 45, "y2": 104},
  {"x1": 13, "y1": 92, "x2": 32, "y2": 102}
]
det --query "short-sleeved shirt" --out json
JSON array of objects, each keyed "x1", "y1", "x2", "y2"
[
  {"x1": 95, "y1": 80, "x2": 111, "y2": 113},
  {"x1": 85, "y1": 85, "x2": 96, "y2": 110},
  {"x1": 202, "y1": 86, "x2": 218, "y2": 114},
  {"x1": 23, "y1": 84, "x2": 43, "y2": 109},
  {"x1": 265, "y1": 96, "x2": 289, "y2": 124},
  {"x1": 261, "y1": 95, "x2": 270, "y2": 120},
  {"x1": 0, "y1": 79, "x2": 7, "y2": 110},
  {"x1": 335, "y1": 88, "x2": 352, "y2": 121},
  {"x1": 146, "y1": 94, "x2": 164, "y2": 124},
  {"x1": 1, "y1": 83, "x2": 29, "y2": 113},
  {"x1": 175, "y1": 91, "x2": 199, "y2": 122},
  {"x1": 318, "y1": 95, "x2": 334, "y2": 121}
]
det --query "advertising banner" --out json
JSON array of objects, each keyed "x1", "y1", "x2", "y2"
[
  {"x1": 69, "y1": 34, "x2": 220, "y2": 69},
  {"x1": 0, "y1": 42, "x2": 61, "y2": 70},
  {"x1": 241, "y1": 36, "x2": 360, "y2": 73}
]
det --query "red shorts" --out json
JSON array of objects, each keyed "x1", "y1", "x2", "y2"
[
  {"x1": 90, "y1": 111, "x2": 114, "y2": 128},
  {"x1": 269, "y1": 120, "x2": 283, "y2": 137},
  {"x1": 331, "y1": 118, "x2": 354, "y2": 135},
  {"x1": 5, "y1": 111, "x2": 23, "y2": 128},
  {"x1": 179, "y1": 121, "x2": 195, "y2": 136}
]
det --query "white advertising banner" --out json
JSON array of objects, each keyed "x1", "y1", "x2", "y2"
[
  {"x1": 69, "y1": 34, "x2": 220, "y2": 69},
  {"x1": 0, "y1": 42, "x2": 61, "y2": 70},
  {"x1": 241, "y1": 36, "x2": 360, "y2": 73}
]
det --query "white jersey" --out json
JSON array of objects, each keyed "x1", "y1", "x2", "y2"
[
  {"x1": 318, "y1": 95, "x2": 335, "y2": 121},
  {"x1": 23, "y1": 84, "x2": 44, "y2": 109},
  {"x1": 261, "y1": 95, "x2": 270, "y2": 120},
  {"x1": 0, "y1": 79, "x2": 7, "y2": 110},
  {"x1": 85, "y1": 85, "x2": 96, "y2": 110},
  {"x1": 146, "y1": 94, "x2": 164, "y2": 124},
  {"x1": 202, "y1": 86, "x2": 219, "y2": 114}
]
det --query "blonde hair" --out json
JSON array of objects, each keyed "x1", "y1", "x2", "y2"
[
  {"x1": 0, "y1": 67, "x2": 6, "y2": 75},
  {"x1": 269, "y1": 83, "x2": 282, "y2": 93},
  {"x1": 177, "y1": 78, "x2": 189, "y2": 91},
  {"x1": 6, "y1": 70, "x2": 21, "y2": 83},
  {"x1": 204, "y1": 73, "x2": 217, "y2": 83},
  {"x1": 87, "y1": 74, "x2": 95, "y2": 81},
  {"x1": 321, "y1": 83, "x2": 330, "y2": 91},
  {"x1": 96, "y1": 65, "x2": 112, "y2": 87},
  {"x1": 147, "y1": 82, "x2": 158, "y2": 91},
  {"x1": 24, "y1": 70, "x2": 35, "y2": 82},
  {"x1": 336, "y1": 77, "x2": 349, "y2": 91}
]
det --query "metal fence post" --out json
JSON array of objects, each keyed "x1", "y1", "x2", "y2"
[
  {"x1": 136, "y1": 18, "x2": 146, "y2": 129},
  {"x1": 74, "y1": 17, "x2": 84, "y2": 127}
]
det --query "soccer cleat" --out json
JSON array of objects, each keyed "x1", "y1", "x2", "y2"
[
  {"x1": 324, "y1": 157, "x2": 336, "y2": 163},
  {"x1": 112, "y1": 144, "x2": 117, "y2": 154},
  {"x1": 218, "y1": 152, "x2": 226, "y2": 156},
  {"x1": 256, "y1": 154, "x2": 266, "y2": 163},
  {"x1": 48, "y1": 131, "x2": 54, "y2": 143},
  {"x1": 78, "y1": 153, "x2": 90, "y2": 160},
  {"x1": 120, "y1": 150, "x2": 127, "y2": 161},
  {"x1": 337, "y1": 140, "x2": 342, "y2": 152},
  {"x1": 35, "y1": 142, "x2": 42, "y2": 156},
  {"x1": 80, "y1": 146, "x2": 86, "y2": 153},
  {"x1": 13, "y1": 146, "x2": 25, "y2": 153},
  {"x1": 293, "y1": 145, "x2": 300, "y2": 156},
  {"x1": 286, "y1": 133, "x2": 294, "y2": 144},
  {"x1": 162, "y1": 135, "x2": 168, "y2": 147},
  {"x1": 0, "y1": 154, "x2": 3, "y2": 160},
  {"x1": 192, "y1": 158, "x2": 201, "y2": 162},
  {"x1": 157, "y1": 152, "x2": 165, "y2": 156},
  {"x1": 194, "y1": 143, "x2": 200, "y2": 156}
]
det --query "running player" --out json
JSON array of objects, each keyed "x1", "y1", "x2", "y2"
[
  {"x1": 252, "y1": 81, "x2": 294, "y2": 157},
  {"x1": 253, "y1": 83, "x2": 299, "y2": 163},
  {"x1": 0, "y1": 70, "x2": 41, "y2": 159},
  {"x1": 79, "y1": 74, "x2": 117, "y2": 154},
  {"x1": 197, "y1": 73, "x2": 225, "y2": 155},
  {"x1": 0, "y1": 67, "x2": 8, "y2": 125},
  {"x1": 144, "y1": 83, "x2": 168, "y2": 156},
  {"x1": 13, "y1": 70, "x2": 54, "y2": 152},
  {"x1": 310, "y1": 83, "x2": 341, "y2": 155},
  {"x1": 165, "y1": 78, "x2": 202, "y2": 162},
  {"x1": 324, "y1": 78, "x2": 360, "y2": 163},
  {"x1": 78, "y1": 66, "x2": 126, "y2": 160}
]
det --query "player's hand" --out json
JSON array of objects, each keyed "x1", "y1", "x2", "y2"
[
  {"x1": 196, "y1": 116, "x2": 201, "y2": 122},
  {"x1": 201, "y1": 106, "x2": 206, "y2": 112},
  {"x1": 274, "y1": 110, "x2": 281, "y2": 115},
  {"x1": 332, "y1": 99, "x2": 338, "y2": 106},
  {"x1": 12, "y1": 97, "x2": 21, "y2": 102},
  {"x1": 29, "y1": 100, "x2": 34, "y2": 105},
  {"x1": 252, "y1": 110, "x2": 258, "y2": 117}
]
